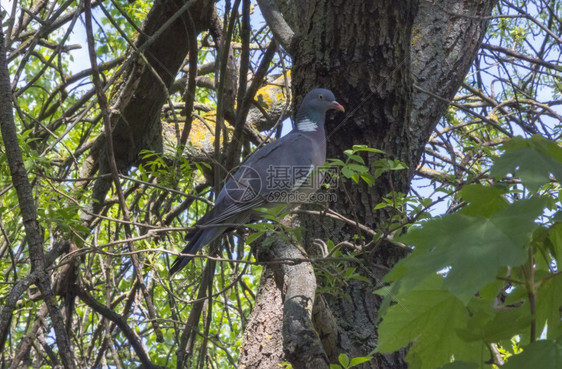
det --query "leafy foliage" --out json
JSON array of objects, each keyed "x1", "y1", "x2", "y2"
[
  {"x1": 378, "y1": 136, "x2": 562, "y2": 369},
  {"x1": 325, "y1": 144, "x2": 407, "y2": 186}
]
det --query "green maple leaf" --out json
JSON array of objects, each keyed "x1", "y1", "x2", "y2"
[
  {"x1": 458, "y1": 297, "x2": 531, "y2": 343},
  {"x1": 491, "y1": 134, "x2": 562, "y2": 192},
  {"x1": 377, "y1": 286, "x2": 480, "y2": 369},
  {"x1": 387, "y1": 196, "x2": 547, "y2": 303}
]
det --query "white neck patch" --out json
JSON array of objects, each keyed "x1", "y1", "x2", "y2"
[{"x1": 296, "y1": 118, "x2": 318, "y2": 132}]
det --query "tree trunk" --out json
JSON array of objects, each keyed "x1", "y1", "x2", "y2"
[{"x1": 242, "y1": 0, "x2": 498, "y2": 367}]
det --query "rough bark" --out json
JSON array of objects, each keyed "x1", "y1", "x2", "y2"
[
  {"x1": 239, "y1": 269, "x2": 284, "y2": 368},
  {"x1": 410, "y1": 0, "x2": 500, "y2": 177},
  {"x1": 292, "y1": 0, "x2": 417, "y2": 231},
  {"x1": 273, "y1": 242, "x2": 328, "y2": 368},
  {"x1": 243, "y1": 0, "x2": 499, "y2": 368},
  {"x1": 242, "y1": 240, "x2": 329, "y2": 369},
  {"x1": 292, "y1": 1, "x2": 417, "y2": 366}
]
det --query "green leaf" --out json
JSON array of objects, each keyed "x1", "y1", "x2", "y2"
[
  {"x1": 326, "y1": 158, "x2": 346, "y2": 166},
  {"x1": 548, "y1": 223, "x2": 562, "y2": 273},
  {"x1": 347, "y1": 154, "x2": 365, "y2": 164},
  {"x1": 459, "y1": 299, "x2": 531, "y2": 342},
  {"x1": 377, "y1": 288, "x2": 478, "y2": 369},
  {"x1": 360, "y1": 173, "x2": 374, "y2": 186},
  {"x1": 245, "y1": 231, "x2": 263, "y2": 244},
  {"x1": 373, "y1": 202, "x2": 390, "y2": 210},
  {"x1": 349, "y1": 356, "x2": 372, "y2": 367},
  {"x1": 341, "y1": 166, "x2": 354, "y2": 178},
  {"x1": 338, "y1": 353, "x2": 350, "y2": 368},
  {"x1": 491, "y1": 135, "x2": 562, "y2": 192},
  {"x1": 458, "y1": 184, "x2": 508, "y2": 217},
  {"x1": 347, "y1": 163, "x2": 369, "y2": 173},
  {"x1": 389, "y1": 197, "x2": 547, "y2": 303},
  {"x1": 351, "y1": 145, "x2": 384, "y2": 154},
  {"x1": 374, "y1": 280, "x2": 403, "y2": 321},
  {"x1": 536, "y1": 273, "x2": 562, "y2": 339},
  {"x1": 502, "y1": 340, "x2": 562, "y2": 369}
]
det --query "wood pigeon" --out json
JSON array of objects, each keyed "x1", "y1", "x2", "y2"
[{"x1": 170, "y1": 88, "x2": 344, "y2": 274}]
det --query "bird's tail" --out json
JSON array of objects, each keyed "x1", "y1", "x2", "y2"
[{"x1": 169, "y1": 224, "x2": 227, "y2": 275}]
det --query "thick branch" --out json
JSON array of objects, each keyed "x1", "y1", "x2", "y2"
[
  {"x1": 0, "y1": 276, "x2": 34, "y2": 349},
  {"x1": 256, "y1": 0, "x2": 295, "y2": 52},
  {"x1": 86, "y1": 0, "x2": 214, "y2": 215},
  {"x1": 268, "y1": 240, "x2": 329, "y2": 369},
  {"x1": 226, "y1": 40, "x2": 278, "y2": 170},
  {"x1": 409, "y1": 0, "x2": 499, "y2": 177}
]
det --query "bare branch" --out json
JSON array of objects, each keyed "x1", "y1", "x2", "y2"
[
  {"x1": 482, "y1": 43, "x2": 562, "y2": 72},
  {"x1": 0, "y1": 25, "x2": 75, "y2": 368},
  {"x1": 73, "y1": 284, "x2": 161, "y2": 369}
]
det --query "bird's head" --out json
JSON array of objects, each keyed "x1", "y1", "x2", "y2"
[
  {"x1": 302, "y1": 88, "x2": 345, "y2": 114},
  {"x1": 296, "y1": 88, "x2": 344, "y2": 131}
]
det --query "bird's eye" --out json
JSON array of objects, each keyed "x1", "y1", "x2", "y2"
[{"x1": 318, "y1": 94, "x2": 324, "y2": 100}]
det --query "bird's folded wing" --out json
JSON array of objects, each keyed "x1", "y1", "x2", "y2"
[
  {"x1": 199, "y1": 197, "x2": 265, "y2": 226},
  {"x1": 197, "y1": 131, "x2": 323, "y2": 225}
]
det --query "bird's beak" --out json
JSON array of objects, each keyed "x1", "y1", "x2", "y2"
[{"x1": 331, "y1": 101, "x2": 345, "y2": 112}]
